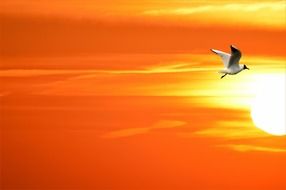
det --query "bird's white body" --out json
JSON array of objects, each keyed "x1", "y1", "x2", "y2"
[
  {"x1": 219, "y1": 64, "x2": 244, "y2": 75},
  {"x1": 211, "y1": 45, "x2": 248, "y2": 78}
]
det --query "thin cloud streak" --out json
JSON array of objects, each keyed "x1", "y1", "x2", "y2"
[
  {"x1": 0, "y1": 63, "x2": 216, "y2": 77},
  {"x1": 218, "y1": 144, "x2": 286, "y2": 153},
  {"x1": 1, "y1": 55, "x2": 285, "y2": 98},
  {"x1": 193, "y1": 121, "x2": 270, "y2": 139},
  {"x1": 102, "y1": 120, "x2": 186, "y2": 138},
  {"x1": 143, "y1": 1, "x2": 286, "y2": 28},
  {"x1": 144, "y1": 1, "x2": 284, "y2": 15},
  {"x1": 0, "y1": 69, "x2": 90, "y2": 77},
  {"x1": 74, "y1": 64, "x2": 217, "y2": 79}
]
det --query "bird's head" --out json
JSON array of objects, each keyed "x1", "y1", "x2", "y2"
[{"x1": 243, "y1": 64, "x2": 249, "y2": 70}]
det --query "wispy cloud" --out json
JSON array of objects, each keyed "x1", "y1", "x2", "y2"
[
  {"x1": 0, "y1": 69, "x2": 89, "y2": 77},
  {"x1": 144, "y1": 2, "x2": 284, "y2": 15},
  {"x1": 143, "y1": 1, "x2": 285, "y2": 28},
  {"x1": 101, "y1": 127, "x2": 151, "y2": 139},
  {"x1": 0, "y1": 62, "x2": 215, "y2": 78},
  {"x1": 218, "y1": 144, "x2": 286, "y2": 153},
  {"x1": 102, "y1": 120, "x2": 186, "y2": 139},
  {"x1": 74, "y1": 63, "x2": 216, "y2": 79},
  {"x1": 192, "y1": 121, "x2": 270, "y2": 139},
  {"x1": 191, "y1": 120, "x2": 286, "y2": 153},
  {"x1": 2, "y1": 55, "x2": 285, "y2": 97}
]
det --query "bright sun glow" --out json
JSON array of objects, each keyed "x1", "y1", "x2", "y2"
[{"x1": 251, "y1": 74, "x2": 286, "y2": 136}]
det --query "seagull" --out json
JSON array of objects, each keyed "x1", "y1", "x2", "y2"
[{"x1": 211, "y1": 45, "x2": 249, "y2": 79}]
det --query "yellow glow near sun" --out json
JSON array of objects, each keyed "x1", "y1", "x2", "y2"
[{"x1": 251, "y1": 74, "x2": 286, "y2": 136}]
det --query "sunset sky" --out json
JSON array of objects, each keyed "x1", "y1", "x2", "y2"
[{"x1": 1, "y1": 0, "x2": 286, "y2": 189}]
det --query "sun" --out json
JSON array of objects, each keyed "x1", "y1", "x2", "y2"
[{"x1": 251, "y1": 74, "x2": 286, "y2": 136}]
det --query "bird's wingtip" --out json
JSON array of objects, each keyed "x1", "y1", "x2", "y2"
[{"x1": 230, "y1": 45, "x2": 238, "y2": 49}]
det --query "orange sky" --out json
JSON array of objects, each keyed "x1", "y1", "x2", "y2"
[{"x1": 1, "y1": 1, "x2": 286, "y2": 190}]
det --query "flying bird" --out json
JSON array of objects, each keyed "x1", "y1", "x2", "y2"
[{"x1": 211, "y1": 45, "x2": 249, "y2": 79}]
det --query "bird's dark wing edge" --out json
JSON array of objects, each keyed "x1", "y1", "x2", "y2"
[{"x1": 230, "y1": 45, "x2": 241, "y2": 56}]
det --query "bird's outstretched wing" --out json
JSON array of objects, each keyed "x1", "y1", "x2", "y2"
[
  {"x1": 229, "y1": 45, "x2": 242, "y2": 68},
  {"x1": 210, "y1": 49, "x2": 231, "y2": 68}
]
